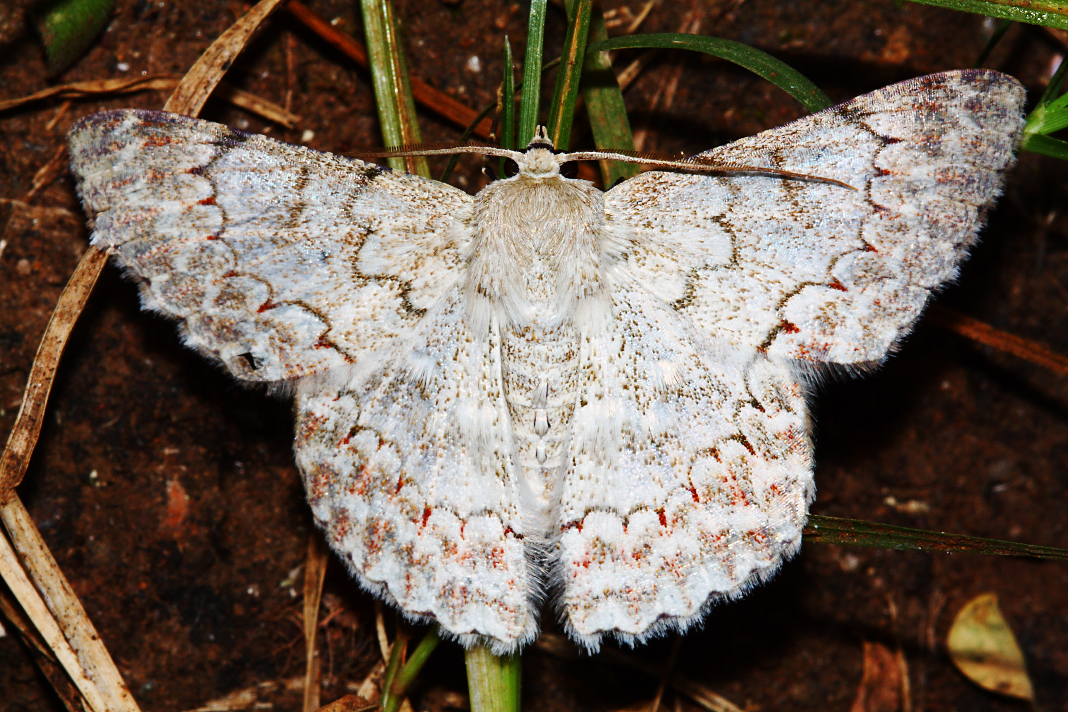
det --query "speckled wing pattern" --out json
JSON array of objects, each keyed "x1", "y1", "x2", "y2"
[
  {"x1": 69, "y1": 110, "x2": 470, "y2": 381},
  {"x1": 558, "y1": 282, "x2": 812, "y2": 648},
  {"x1": 608, "y1": 71, "x2": 1024, "y2": 365},
  {"x1": 69, "y1": 111, "x2": 536, "y2": 646},
  {"x1": 563, "y1": 69, "x2": 1025, "y2": 647},
  {"x1": 67, "y1": 69, "x2": 1026, "y2": 653},
  {"x1": 295, "y1": 290, "x2": 538, "y2": 649}
]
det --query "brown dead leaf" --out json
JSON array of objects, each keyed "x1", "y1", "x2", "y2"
[{"x1": 947, "y1": 593, "x2": 1034, "y2": 701}]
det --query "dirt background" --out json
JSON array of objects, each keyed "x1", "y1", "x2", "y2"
[{"x1": 1, "y1": 0, "x2": 1067, "y2": 710}]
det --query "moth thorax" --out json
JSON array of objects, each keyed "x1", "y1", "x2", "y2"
[{"x1": 463, "y1": 175, "x2": 612, "y2": 330}]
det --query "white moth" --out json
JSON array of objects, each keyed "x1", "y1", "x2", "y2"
[{"x1": 68, "y1": 69, "x2": 1025, "y2": 653}]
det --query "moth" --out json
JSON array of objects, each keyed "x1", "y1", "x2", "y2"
[{"x1": 68, "y1": 69, "x2": 1025, "y2": 653}]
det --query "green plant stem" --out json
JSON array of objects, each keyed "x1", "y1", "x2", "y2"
[
  {"x1": 439, "y1": 100, "x2": 498, "y2": 183},
  {"x1": 1019, "y1": 132, "x2": 1068, "y2": 160},
  {"x1": 1022, "y1": 53, "x2": 1068, "y2": 160},
  {"x1": 360, "y1": 0, "x2": 430, "y2": 176},
  {"x1": 501, "y1": 36, "x2": 517, "y2": 151},
  {"x1": 466, "y1": 645, "x2": 521, "y2": 712},
  {"x1": 973, "y1": 18, "x2": 1012, "y2": 67},
  {"x1": 546, "y1": 0, "x2": 593, "y2": 150},
  {"x1": 518, "y1": 0, "x2": 548, "y2": 147}
]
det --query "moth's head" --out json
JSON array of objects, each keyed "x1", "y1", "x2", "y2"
[
  {"x1": 501, "y1": 126, "x2": 578, "y2": 180},
  {"x1": 509, "y1": 148, "x2": 575, "y2": 179}
]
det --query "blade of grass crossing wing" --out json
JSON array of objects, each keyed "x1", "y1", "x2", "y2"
[
  {"x1": 587, "y1": 34, "x2": 832, "y2": 113},
  {"x1": 804, "y1": 515, "x2": 1068, "y2": 560},
  {"x1": 359, "y1": 0, "x2": 430, "y2": 176},
  {"x1": 574, "y1": 0, "x2": 639, "y2": 186},
  {"x1": 466, "y1": 647, "x2": 521, "y2": 712},
  {"x1": 906, "y1": 0, "x2": 1068, "y2": 30},
  {"x1": 518, "y1": 0, "x2": 548, "y2": 147},
  {"x1": 546, "y1": 0, "x2": 592, "y2": 150}
]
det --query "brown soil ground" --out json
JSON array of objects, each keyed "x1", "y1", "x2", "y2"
[{"x1": 1, "y1": 1, "x2": 1066, "y2": 711}]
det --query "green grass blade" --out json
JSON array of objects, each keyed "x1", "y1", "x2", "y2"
[
  {"x1": 588, "y1": 33, "x2": 832, "y2": 113},
  {"x1": 576, "y1": 0, "x2": 639, "y2": 186},
  {"x1": 388, "y1": 626, "x2": 442, "y2": 703},
  {"x1": 1027, "y1": 101, "x2": 1068, "y2": 135},
  {"x1": 546, "y1": 0, "x2": 593, "y2": 151},
  {"x1": 518, "y1": 0, "x2": 549, "y2": 147},
  {"x1": 34, "y1": 0, "x2": 114, "y2": 75},
  {"x1": 466, "y1": 646, "x2": 521, "y2": 712},
  {"x1": 378, "y1": 628, "x2": 409, "y2": 712},
  {"x1": 359, "y1": 0, "x2": 430, "y2": 176},
  {"x1": 906, "y1": 0, "x2": 1068, "y2": 29},
  {"x1": 805, "y1": 515, "x2": 1068, "y2": 560},
  {"x1": 1021, "y1": 56, "x2": 1068, "y2": 160},
  {"x1": 1024, "y1": 54, "x2": 1068, "y2": 136},
  {"x1": 1020, "y1": 132, "x2": 1068, "y2": 159}
]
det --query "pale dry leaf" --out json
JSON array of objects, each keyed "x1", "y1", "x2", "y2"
[{"x1": 946, "y1": 592, "x2": 1034, "y2": 701}]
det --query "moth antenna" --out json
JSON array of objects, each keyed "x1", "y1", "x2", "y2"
[
  {"x1": 350, "y1": 142, "x2": 520, "y2": 160},
  {"x1": 564, "y1": 149, "x2": 856, "y2": 190}
]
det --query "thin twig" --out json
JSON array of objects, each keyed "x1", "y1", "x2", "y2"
[
  {"x1": 0, "y1": 514, "x2": 113, "y2": 712},
  {"x1": 164, "y1": 0, "x2": 289, "y2": 115},
  {"x1": 926, "y1": 304, "x2": 1068, "y2": 376},
  {"x1": 285, "y1": 0, "x2": 494, "y2": 139}
]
